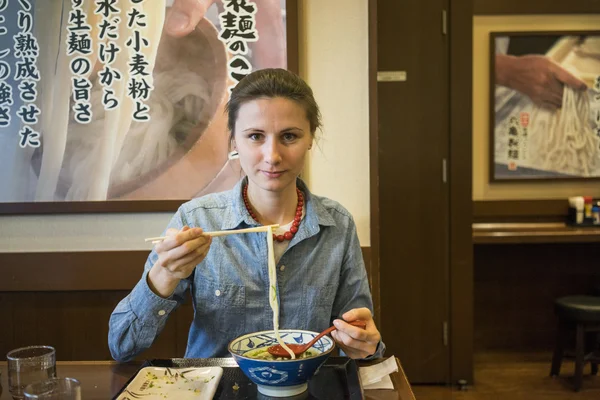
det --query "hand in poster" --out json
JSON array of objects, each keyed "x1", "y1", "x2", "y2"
[
  {"x1": 166, "y1": 0, "x2": 286, "y2": 69},
  {"x1": 166, "y1": 0, "x2": 216, "y2": 37},
  {"x1": 496, "y1": 54, "x2": 588, "y2": 110}
]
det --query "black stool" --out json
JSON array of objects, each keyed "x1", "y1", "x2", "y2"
[{"x1": 550, "y1": 296, "x2": 600, "y2": 391}]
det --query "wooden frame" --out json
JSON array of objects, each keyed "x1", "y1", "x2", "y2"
[
  {"x1": 489, "y1": 30, "x2": 600, "y2": 182},
  {"x1": 450, "y1": 0, "x2": 474, "y2": 383},
  {"x1": 474, "y1": 0, "x2": 600, "y2": 15},
  {"x1": 0, "y1": 0, "x2": 299, "y2": 215},
  {"x1": 472, "y1": 0, "x2": 600, "y2": 220},
  {"x1": 368, "y1": 0, "x2": 381, "y2": 328}
]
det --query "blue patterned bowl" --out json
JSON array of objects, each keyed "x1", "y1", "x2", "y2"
[{"x1": 228, "y1": 329, "x2": 335, "y2": 397}]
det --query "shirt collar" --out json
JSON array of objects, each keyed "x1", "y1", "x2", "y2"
[{"x1": 220, "y1": 177, "x2": 337, "y2": 234}]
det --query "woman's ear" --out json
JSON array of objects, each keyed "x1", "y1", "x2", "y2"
[{"x1": 228, "y1": 139, "x2": 239, "y2": 160}]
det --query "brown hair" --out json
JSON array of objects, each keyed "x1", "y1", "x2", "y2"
[{"x1": 225, "y1": 68, "x2": 322, "y2": 143}]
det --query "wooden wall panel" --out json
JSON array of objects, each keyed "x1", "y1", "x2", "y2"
[
  {"x1": 0, "y1": 291, "x2": 193, "y2": 361},
  {"x1": 474, "y1": 243, "x2": 600, "y2": 351},
  {"x1": 0, "y1": 252, "x2": 148, "y2": 292},
  {"x1": 0, "y1": 248, "x2": 370, "y2": 361}
]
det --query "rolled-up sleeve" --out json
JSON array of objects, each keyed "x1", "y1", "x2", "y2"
[
  {"x1": 332, "y1": 217, "x2": 386, "y2": 360},
  {"x1": 108, "y1": 208, "x2": 191, "y2": 362}
]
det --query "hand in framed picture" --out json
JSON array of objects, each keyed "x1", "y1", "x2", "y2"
[{"x1": 490, "y1": 31, "x2": 600, "y2": 181}]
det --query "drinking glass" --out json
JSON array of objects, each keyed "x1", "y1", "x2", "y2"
[
  {"x1": 23, "y1": 378, "x2": 81, "y2": 400},
  {"x1": 7, "y1": 346, "x2": 56, "y2": 400}
]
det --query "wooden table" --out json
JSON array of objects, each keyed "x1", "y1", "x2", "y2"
[
  {"x1": 472, "y1": 222, "x2": 600, "y2": 244},
  {"x1": 0, "y1": 358, "x2": 415, "y2": 400}
]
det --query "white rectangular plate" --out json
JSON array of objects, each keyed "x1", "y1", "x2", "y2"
[{"x1": 116, "y1": 366, "x2": 223, "y2": 400}]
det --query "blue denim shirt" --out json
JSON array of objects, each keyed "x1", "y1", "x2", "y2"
[{"x1": 108, "y1": 178, "x2": 385, "y2": 361}]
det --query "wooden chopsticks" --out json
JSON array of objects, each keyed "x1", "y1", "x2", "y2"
[{"x1": 144, "y1": 224, "x2": 280, "y2": 244}]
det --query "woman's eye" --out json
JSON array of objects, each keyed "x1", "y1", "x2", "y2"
[
  {"x1": 249, "y1": 133, "x2": 262, "y2": 141},
  {"x1": 282, "y1": 133, "x2": 297, "y2": 141}
]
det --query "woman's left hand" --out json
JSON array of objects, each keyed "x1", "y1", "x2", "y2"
[{"x1": 331, "y1": 307, "x2": 381, "y2": 359}]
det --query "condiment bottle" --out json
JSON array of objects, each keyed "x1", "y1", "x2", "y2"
[
  {"x1": 584, "y1": 196, "x2": 593, "y2": 219},
  {"x1": 575, "y1": 197, "x2": 585, "y2": 224}
]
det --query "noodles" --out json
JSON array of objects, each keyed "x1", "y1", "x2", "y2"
[
  {"x1": 89, "y1": 1, "x2": 135, "y2": 201},
  {"x1": 497, "y1": 36, "x2": 600, "y2": 177},
  {"x1": 576, "y1": 37, "x2": 600, "y2": 59},
  {"x1": 33, "y1": 0, "x2": 217, "y2": 201},
  {"x1": 243, "y1": 348, "x2": 318, "y2": 361},
  {"x1": 34, "y1": 0, "x2": 104, "y2": 201},
  {"x1": 112, "y1": 0, "x2": 165, "y2": 167},
  {"x1": 60, "y1": 61, "x2": 210, "y2": 200},
  {"x1": 266, "y1": 226, "x2": 295, "y2": 359},
  {"x1": 34, "y1": 1, "x2": 76, "y2": 201},
  {"x1": 527, "y1": 87, "x2": 599, "y2": 176},
  {"x1": 56, "y1": 5, "x2": 213, "y2": 200}
]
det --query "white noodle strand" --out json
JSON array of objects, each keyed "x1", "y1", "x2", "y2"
[{"x1": 267, "y1": 226, "x2": 295, "y2": 359}]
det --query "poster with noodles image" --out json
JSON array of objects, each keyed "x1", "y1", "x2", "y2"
[
  {"x1": 0, "y1": 0, "x2": 291, "y2": 208},
  {"x1": 491, "y1": 32, "x2": 600, "y2": 181}
]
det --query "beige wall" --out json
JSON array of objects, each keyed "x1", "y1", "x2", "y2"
[
  {"x1": 473, "y1": 15, "x2": 600, "y2": 201},
  {"x1": 0, "y1": 0, "x2": 372, "y2": 252},
  {"x1": 301, "y1": 0, "x2": 370, "y2": 244}
]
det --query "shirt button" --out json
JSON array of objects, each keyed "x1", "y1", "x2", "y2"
[
  {"x1": 280, "y1": 265, "x2": 285, "y2": 271},
  {"x1": 215, "y1": 290, "x2": 221, "y2": 297},
  {"x1": 158, "y1": 310, "x2": 166, "y2": 316}
]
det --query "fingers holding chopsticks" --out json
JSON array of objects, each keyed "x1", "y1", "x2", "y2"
[
  {"x1": 156, "y1": 226, "x2": 208, "y2": 252},
  {"x1": 154, "y1": 226, "x2": 212, "y2": 280}
]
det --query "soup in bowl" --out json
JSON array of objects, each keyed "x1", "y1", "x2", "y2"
[{"x1": 228, "y1": 329, "x2": 335, "y2": 397}]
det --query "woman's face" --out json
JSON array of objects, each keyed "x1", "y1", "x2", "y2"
[{"x1": 233, "y1": 97, "x2": 313, "y2": 194}]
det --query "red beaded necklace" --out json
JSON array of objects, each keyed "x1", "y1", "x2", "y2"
[{"x1": 242, "y1": 184, "x2": 304, "y2": 242}]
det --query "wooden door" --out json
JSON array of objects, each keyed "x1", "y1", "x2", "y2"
[{"x1": 375, "y1": 0, "x2": 450, "y2": 383}]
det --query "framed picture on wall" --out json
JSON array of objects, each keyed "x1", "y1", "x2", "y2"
[
  {"x1": 489, "y1": 31, "x2": 600, "y2": 181},
  {"x1": 0, "y1": 0, "x2": 297, "y2": 214}
]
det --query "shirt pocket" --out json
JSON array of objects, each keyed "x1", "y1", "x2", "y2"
[
  {"x1": 302, "y1": 284, "x2": 336, "y2": 330},
  {"x1": 195, "y1": 279, "x2": 246, "y2": 337}
]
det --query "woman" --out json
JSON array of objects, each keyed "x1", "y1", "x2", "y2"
[{"x1": 108, "y1": 68, "x2": 385, "y2": 361}]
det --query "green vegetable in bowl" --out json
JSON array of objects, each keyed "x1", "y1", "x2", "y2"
[{"x1": 242, "y1": 347, "x2": 319, "y2": 361}]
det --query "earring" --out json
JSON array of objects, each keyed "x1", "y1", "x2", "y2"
[{"x1": 228, "y1": 150, "x2": 239, "y2": 160}]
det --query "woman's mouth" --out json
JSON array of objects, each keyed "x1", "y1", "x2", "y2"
[{"x1": 261, "y1": 170, "x2": 285, "y2": 178}]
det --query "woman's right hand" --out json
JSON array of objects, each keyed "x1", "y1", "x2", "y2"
[{"x1": 148, "y1": 226, "x2": 212, "y2": 297}]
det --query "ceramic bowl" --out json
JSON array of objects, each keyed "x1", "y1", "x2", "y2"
[{"x1": 228, "y1": 329, "x2": 335, "y2": 397}]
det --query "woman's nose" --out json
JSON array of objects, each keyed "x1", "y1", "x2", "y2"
[{"x1": 263, "y1": 140, "x2": 282, "y2": 165}]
